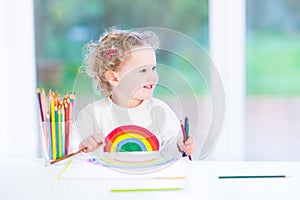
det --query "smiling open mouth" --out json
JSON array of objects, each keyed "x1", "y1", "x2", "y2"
[{"x1": 143, "y1": 84, "x2": 153, "y2": 89}]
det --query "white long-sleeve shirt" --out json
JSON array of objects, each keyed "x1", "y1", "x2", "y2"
[{"x1": 74, "y1": 97, "x2": 182, "y2": 158}]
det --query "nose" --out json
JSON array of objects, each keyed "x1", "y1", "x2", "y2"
[{"x1": 147, "y1": 70, "x2": 158, "y2": 82}]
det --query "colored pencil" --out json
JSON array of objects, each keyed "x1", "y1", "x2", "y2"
[
  {"x1": 65, "y1": 102, "x2": 72, "y2": 155},
  {"x1": 36, "y1": 88, "x2": 44, "y2": 121},
  {"x1": 45, "y1": 147, "x2": 88, "y2": 166},
  {"x1": 180, "y1": 121, "x2": 187, "y2": 141},
  {"x1": 38, "y1": 88, "x2": 76, "y2": 161},
  {"x1": 56, "y1": 159, "x2": 73, "y2": 180},
  {"x1": 219, "y1": 175, "x2": 288, "y2": 179},
  {"x1": 111, "y1": 188, "x2": 183, "y2": 193},
  {"x1": 50, "y1": 100, "x2": 56, "y2": 160},
  {"x1": 58, "y1": 108, "x2": 62, "y2": 158},
  {"x1": 180, "y1": 120, "x2": 187, "y2": 158},
  {"x1": 41, "y1": 88, "x2": 47, "y2": 121},
  {"x1": 184, "y1": 117, "x2": 189, "y2": 137},
  {"x1": 61, "y1": 176, "x2": 187, "y2": 181},
  {"x1": 55, "y1": 106, "x2": 59, "y2": 159},
  {"x1": 61, "y1": 108, "x2": 65, "y2": 157},
  {"x1": 64, "y1": 102, "x2": 69, "y2": 155},
  {"x1": 41, "y1": 88, "x2": 49, "y2": 153},
  {"x1": 180, "y1": 119, "x2": 192, "y2": 161},
  {"x1": 46, "y1": 113, "x2": 52, "y2": 159},
  {"x1": 45, "y1": 141, "x2": 103, "y2": 166},
  {"x1": 184, "y1": 117, "x2": 192, "y2": 161}
]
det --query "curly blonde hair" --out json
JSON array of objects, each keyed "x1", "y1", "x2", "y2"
[{"x1": 80, "y1": 28, "x2": 159, "y2": 96}]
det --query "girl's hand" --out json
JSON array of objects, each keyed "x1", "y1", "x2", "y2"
[
  {"x1": 79, "y1": 133, "x2": 103, "y2": 152},
  {"x1": 177, "y1": 136, "x2": 195, "y2": 156}
]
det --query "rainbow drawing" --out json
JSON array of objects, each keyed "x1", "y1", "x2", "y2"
[{"x1": 104, "y1": 125, "x2": 160, "y2": 152}]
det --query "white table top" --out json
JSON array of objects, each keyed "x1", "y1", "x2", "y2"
[{"x1": 1, "y1": 156, "x2": 300, "y2": 200}]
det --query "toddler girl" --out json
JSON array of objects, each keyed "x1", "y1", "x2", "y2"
[{"x1": 76, "y1": 28, "x2": 194, "y2": 158}]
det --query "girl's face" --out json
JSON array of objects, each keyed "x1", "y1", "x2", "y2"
[{"x1": 115, "y1": 46, "x2": 158, "y2": 102}]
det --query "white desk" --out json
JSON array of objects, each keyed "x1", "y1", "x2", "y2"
[{"x1": 1, "y1": 157, "x2": 300, "y2": 200}]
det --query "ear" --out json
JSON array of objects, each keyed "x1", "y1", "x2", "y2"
[{"x1": 105, "y1": 71, "x2": 120, "y2": 86}]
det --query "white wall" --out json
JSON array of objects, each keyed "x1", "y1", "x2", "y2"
[
  {"x1": 209, "y1": 0, "x2": 246, "y2": 160},
  {"x1": 0, "y1": 0, "x2": 38, "y2": 157}
]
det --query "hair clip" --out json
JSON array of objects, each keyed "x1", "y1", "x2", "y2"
[{"x1": 102, "y1": 45, "x2": 116, "y2": 60}]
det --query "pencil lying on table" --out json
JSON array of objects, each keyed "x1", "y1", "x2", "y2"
[
  {"x1": 218, "y1": 175, "x2": 288, "y2": 179},
  {"x1": 111, "y1": 187, "x2": 183, "y2": 193},
  {"x1": 45, "y1": 142, "x2": 103, "y2": 166}
]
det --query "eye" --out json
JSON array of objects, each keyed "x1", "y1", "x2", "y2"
[
  {"x1": 139, "y1": 68, "x2": 147, "y2": 73},
  {"x1": 152, "y1": 66, "x2": 157, "y2": 71}
]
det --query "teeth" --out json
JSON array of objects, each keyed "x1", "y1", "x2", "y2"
[{"x1": 144, "y1": 84, "x2": 152, "y2": 89}]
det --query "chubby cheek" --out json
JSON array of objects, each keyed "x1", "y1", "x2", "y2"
[
  {"x1": 118, "y1": 69, "x2": 159, "y2": 99},
  {"x1": 118, "y1": 75, "x2": 147, "y2": 96}
]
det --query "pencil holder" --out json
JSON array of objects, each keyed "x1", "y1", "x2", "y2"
[{"x1": 39, "y1": 120, "x2": 73, "y2": 161}]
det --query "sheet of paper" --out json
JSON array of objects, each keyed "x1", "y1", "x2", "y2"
[{"x1": 58, "y1": 154, "x2": 192, "y2": 190}]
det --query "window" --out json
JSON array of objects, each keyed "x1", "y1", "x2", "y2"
[
  {"x1": 35, "y1": 0, "x2": 208, "y2": 93},
  {"x1": 246, "y1": 0, "x2": 300, "y2": 160},
  {"x1": 34, "y1": 0, "x2": 210, "y2": 158}
]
